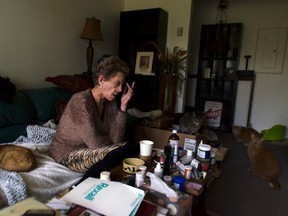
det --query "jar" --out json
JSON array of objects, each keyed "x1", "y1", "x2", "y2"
[
  {"x1": 173, "y1": 175, "x2": 185, "y2": 191},
  {"x1": 184, "y1": 165, "x2": 192, "y2": 180},
  {"x1": 197, "y1": 144, "x2": 211, "y2": 160}
]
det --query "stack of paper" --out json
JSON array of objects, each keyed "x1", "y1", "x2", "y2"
[{"x1": 61, "y1": 177, "x2": 145, "y2": 216}]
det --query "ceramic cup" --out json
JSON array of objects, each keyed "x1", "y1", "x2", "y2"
[{"x1": 139, "y1": 140, "x2": 154, "y2": 156}]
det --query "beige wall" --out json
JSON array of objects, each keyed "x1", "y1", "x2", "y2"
[
  {"x1": 188, "y1": 0, "x2": 288, "y2": 137},
  {"x1": 124, "y1": 0, "x2": 193, "y2": 113},
  {"x1": 2, "y1": 0, "x2": 287, "y2": 137},
  {"x1": 0, "y1": 0, "x2": 124, "y2": 89}
]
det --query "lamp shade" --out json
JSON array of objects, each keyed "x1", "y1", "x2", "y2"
[{"x1": 80, "y1": 17, "x2": 104, "y2": 41}]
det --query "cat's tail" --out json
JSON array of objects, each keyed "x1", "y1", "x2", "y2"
[{"x1": 268, "y1": 179, "x2": 281, "y2": 189}]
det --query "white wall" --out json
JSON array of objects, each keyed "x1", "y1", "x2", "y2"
[
  {"x1": 124, "y1": 0, "x2": 193, "y2": 113},
  {"x1": 188, "y1": 0, "x2": 288, "y2": 137},
  {"x1": 0, "y1": 0, "x2": 124, "y2": 89},
  {"x1": 2, "y1": 0, "x2": 286, "y2": 137}
]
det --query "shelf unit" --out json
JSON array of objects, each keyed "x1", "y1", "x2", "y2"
[
  {"x1": 195, "y1": 23, "x2": 243, "y2": 131},
  {"x1": 118, "y1": 8, "x2": 168, "y2": 111},
  {"x1": 119, "y1": 8, "x2": 168, "y2": 73}
]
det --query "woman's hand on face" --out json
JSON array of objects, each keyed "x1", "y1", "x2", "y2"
[{"x1": 120, "y1": 82, "x2": 135, "y2": 112}]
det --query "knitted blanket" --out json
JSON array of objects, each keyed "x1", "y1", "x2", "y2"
[
  {"x1": 0, "y1": 142, "x2": 83, "y2": 206},
  {"x1": 14, "y1": 124, "x2": 56, "y2": 144},
  {"x1": 19, "y1": 143, "x2": 83, "y2": 202},
  {"x1": 0, "y1": 169, "x2": 27, "y2": 207}
]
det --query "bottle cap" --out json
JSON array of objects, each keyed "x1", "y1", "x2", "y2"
[
  {"x1": 100, "y1": 171, "x2": 111, "y2": 181},
  {"x1": 163, "y1": 175, "x2": 172, "y2": 183},
  {"x1": 155, "y1": 162, "x2": 162, "y2": 171},
  {"x1": 172, "y1": 129, "x2": 177, "y2": 133},
  {"x1": 139, "y1": 165, "x2": 147, "y2": 172}
]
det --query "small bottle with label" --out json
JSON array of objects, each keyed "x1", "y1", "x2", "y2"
[
  {"x1": 168, "y1": 129, "x2": 179, "y2": 164},
  {"x1": 154, "y1": 162, "x2": 163, "y2": 179},
  {"x1": 135, "y1": 172, "x2": 144, "y2": 187},
  {"x1": 184, "y1": 165, "x2": 192, "y2": 180}
]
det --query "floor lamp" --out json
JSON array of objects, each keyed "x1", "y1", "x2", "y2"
[{"x1": 80, "y1": 17, "x2": 104, "y2": 74}]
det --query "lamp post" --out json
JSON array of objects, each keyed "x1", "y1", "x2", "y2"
[{"x1": 80, "y1": 17, "x2": 104, "y2": 74}]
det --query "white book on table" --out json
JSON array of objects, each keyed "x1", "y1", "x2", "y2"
[{"x1": 61, "y1": 177, "x2": 145, "y2": 216}]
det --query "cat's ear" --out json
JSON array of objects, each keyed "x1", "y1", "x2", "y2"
[
  {"x1": 259, "y1": 133, "x2": 264, "y2": 142},
  {"x1": 251, "y1": 133, "x2": 260, "y2": 141}
]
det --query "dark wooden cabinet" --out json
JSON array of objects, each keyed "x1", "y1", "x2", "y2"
[
  {"x1": 118, "y1": 8, "x2": 168, "y2": 111},
  {"x1": 195, "y1": 23, "x2": 243, "y2": 131},
  {"x1": 119, "y1": 8, "x2": 168, "y2": 73}
]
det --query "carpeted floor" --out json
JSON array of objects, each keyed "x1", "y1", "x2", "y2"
[{"x1": 205, "y1": 132, "x2": 288, "y2": 216}]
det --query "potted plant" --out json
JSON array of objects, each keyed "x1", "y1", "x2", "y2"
[{"x1": 148, "y1": 41, "x2": 188, "y2": 116}]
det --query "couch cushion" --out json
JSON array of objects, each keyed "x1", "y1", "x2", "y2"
[
  {"x1": 0, "y1": 91, "x2": 36, "y2": 128},
  {"x1": 0, "y1": 124, "x2": 29, "y2": 143},
  {"x1": 21, "y1": 87, "x2": 72, "y2": 123}
]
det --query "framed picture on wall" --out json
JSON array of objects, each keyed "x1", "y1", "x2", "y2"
[{"x1": 135, "y1": 52, "x2": 154, "y2": 75}]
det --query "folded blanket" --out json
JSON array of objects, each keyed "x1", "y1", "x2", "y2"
[
  {"x1": 18, "y1": 143, "x2": 83, "y2": 203},
  {"x1": 14, "y1": 125, "x2": 56, "y2": 144},
  {"x1": 0, "y1": 142, "x2": 83, "y2": 206},
  {"x1": 0, "y1": 169, "x2": 27, "y2": 206}
]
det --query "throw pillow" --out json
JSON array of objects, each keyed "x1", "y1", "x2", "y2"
[
  {"x1": 0, "y1": 76, "x2": 16, "y2": 103},
  {"x1": 45, "y1": 75, "x2": 93, "y2": 93}
]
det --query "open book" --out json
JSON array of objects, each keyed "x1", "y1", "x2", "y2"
[{"x1": 61, "y1": 177, "x2": 145, "y2": 216}]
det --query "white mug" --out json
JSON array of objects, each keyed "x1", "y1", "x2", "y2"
[{"x1": 139, "y1": 140, "x2": 154, "y2": 156}]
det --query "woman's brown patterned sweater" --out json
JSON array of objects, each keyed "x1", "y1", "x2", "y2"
[{"x1": 49, "y1": 89, "x2": 127, "y2": 163}]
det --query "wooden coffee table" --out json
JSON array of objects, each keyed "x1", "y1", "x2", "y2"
[
  {"x1": 110, "y1": 154, "x2": 219, "y2": 216},
  {"x1": 110, "y1": 155, "x2": 194, "y2": 215}
]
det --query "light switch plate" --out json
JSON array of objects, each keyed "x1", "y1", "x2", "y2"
[{"x1": 177, "y1": 27, "x2": 183, "y2": 36}]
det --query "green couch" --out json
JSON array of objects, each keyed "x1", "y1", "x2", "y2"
[{"x1": 0, "y1": 87, "x2": 72, "y2": 143}]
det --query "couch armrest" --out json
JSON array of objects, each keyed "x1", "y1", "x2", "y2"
[
  {"x1": 0, "y1": 91, "x2": 36, "y2": 128},
  {"x1": 21, "y1": 87, "x2": 72, "y2": 123}
]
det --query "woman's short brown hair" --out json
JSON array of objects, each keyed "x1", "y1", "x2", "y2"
[{"x1": 92, "y1": 55, "x2": 130, "y2": 86}]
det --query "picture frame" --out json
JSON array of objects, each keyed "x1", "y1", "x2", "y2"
[{"x1": 135, "y1": 51, "x2": 154, "y2": 75}]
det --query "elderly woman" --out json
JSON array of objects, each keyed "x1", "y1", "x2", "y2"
[{"x1": 49, "y1": 55, "x2": 135, "y2": 180}]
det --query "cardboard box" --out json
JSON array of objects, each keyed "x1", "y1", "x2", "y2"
[
  {"x1": 214, "y1": 147, "x2": 228, "y2": 161},
  {"x1": 133, "y1": 125, "x2": 206, "y2": 149}
]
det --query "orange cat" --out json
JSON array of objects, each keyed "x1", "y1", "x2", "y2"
[
  {"x1": 232, "y1": 125, "x2": 280, "y2": 189},
  {"x1": 232, "y1": 125, "x2": 260, "y2": 146},
  {"x1": 0, "y1": 144, "x2": 36, "y2": 172},
  {"x1": 248, "y1": 133, "x2": 280, "y2": 189}
]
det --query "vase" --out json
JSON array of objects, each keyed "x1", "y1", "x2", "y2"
[{"x1": 160, "y1": 74, "x2": 178, "y2": 117}]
